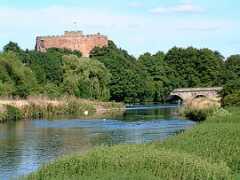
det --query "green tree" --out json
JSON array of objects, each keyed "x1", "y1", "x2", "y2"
[
  {"x1": 138, "y1": 52, "x2": 179, "y2": 102},
  {"x1": 224, "y1": 55, "x2": 240, "y2": 80},
  {"x1": 23, "y1": 49, "x2": 64, "y2": 85},
  {"x1": 62, "y1": 55, "x2": 111, "y2": 100},
  {"x1": 221, "y1": 79, "x2": 240, "y2": 106},
  {"x1": 223, "y1": 91, "x2": 240, "y2": 106},
  {"x1": 0, "y1": 52, "x2": 37, "y2": 97},
  {"x1": 91, "y1": 41, "x2": 154, "y2": 103},
  {"x1": 3, "y1": 42, "x2": 21, "y2": 53},
  {"x1": 164, "y1": 47, "x2": 224, "y2": 88}
]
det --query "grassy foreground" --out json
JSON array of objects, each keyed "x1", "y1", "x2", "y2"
[
  {"x1": 26, "y1": 106, "x2": 240, "y2": 180},
  {"x1": 0, "y1": 96, "x2": 124, "y2": 123}
]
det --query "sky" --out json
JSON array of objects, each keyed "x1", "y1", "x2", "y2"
[{"x1": 0, "y1": 0, "x2": 239, "y2": 58}]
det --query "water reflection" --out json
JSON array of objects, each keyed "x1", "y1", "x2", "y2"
[{"x1": 0, "y1": 104, "x2": 194, "y2": 179}]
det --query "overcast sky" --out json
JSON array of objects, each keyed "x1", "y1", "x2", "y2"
[{"x1": 0, "y1": 0, "x2": 239, "y2": 58}]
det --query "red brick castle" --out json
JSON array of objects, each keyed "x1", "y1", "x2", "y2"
[{"x1": 35, "y1": 31, "x2": 108, "y2": 57}]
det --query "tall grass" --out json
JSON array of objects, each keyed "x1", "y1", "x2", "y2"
[
  {"x1": 156, "y1": 107, "x2": 240, "y2": 175},
  {"x1": 0, "y1": 105, "x2": 22, "y2": 123},
  {"x1": 0, "y1": 104, "x2": 6, "y2": 123},
  {"x1": 180, "y1": 97, "x2": 220, "y2": 121},
  {"x1": 29, "y1": 170, "x2": 161, "y2": 180},
  {"x1": 0, "y1": 96, "x2": 124, "y2": 123},
  {"x1": 158, "y1": 123, "x2": 240, "y2": 173},
  {"x1": 20, "y1": 97, "x2": 96, "y2": 119},
  {"x1": 27, "y1": 145, "x2": 232, "y2": 180},
  {"x1": 206, "y1": 107, "x2": 240, "y2": 123}
]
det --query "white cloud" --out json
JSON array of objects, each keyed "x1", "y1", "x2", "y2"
[
  {"x1": 0, "y1": 5, "x2": 235, "y2": 57},
  {"x1": 0, "y1": 6, "x2": 146, "y2": 31},
  {"x1": 150, "y1": 2, "x2": 205, "y2": 14},
  {"x1": 0, "y1": 6, "x2": 150, "y2": 51},
  {"x1": 0, "y1": 5, "x2": 228, "y2": 38}
]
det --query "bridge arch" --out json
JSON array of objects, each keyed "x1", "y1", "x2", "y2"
[
  {"x1": 167, "y1": 95, "x2": 184, "y2": 104},
  {"x1": 193, "y1": 94, "x2": 208, "y2": 99}
]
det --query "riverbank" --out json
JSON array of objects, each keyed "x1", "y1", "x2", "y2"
[
  {"x1": 26, "y1": 106, "x2": 240, "y2": 180},
  {"x1": 0, "y1": 96, "x2": 124, "y2": 123}
]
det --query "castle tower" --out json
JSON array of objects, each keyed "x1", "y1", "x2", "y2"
[{"x1": 35, "y1": 31, "x2": 108, "y2": 57}]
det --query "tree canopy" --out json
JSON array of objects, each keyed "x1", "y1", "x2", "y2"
[
  {"x1": 0, "y1": 52, "x2": 37, "y2": 97},
  {"x1": 164, "y1": 47, "x2": 224, "y2": 87},
  {"x1": 224, "y1": 55, "x2": 240, "y2": 80},
  {"x1": 91, "y1": 41, "x2": 154, "y2": 102},
  {"x1": 0, "y1": 41, "x2": 239, "y2": 105},
  {"x1": 62, "y1": 55, "x2": 111, "y2": 100}
]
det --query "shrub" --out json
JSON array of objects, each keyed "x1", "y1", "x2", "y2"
[
  {"x1": 64, "y1": 98, "x2": 96, "y2": 116},
  {"x1": 183, "y1": 108, "x2": 208, "y2": 121},
  {"x1": 180, "y1": 97, "x2": 220, "y2": 121},
  {"x1": 5, "y1": 105, "x2": 22, "y2": 121},
  {"x1": 0, "y1": 105, "x2": 22, "y2": 122},
  {"x1": 0, "y1": 111, "x2": 6, "y2": 123},
  {"x1": 223, "y1": 91, "x2": 240, "y2": 107},
  {"x1": 181, "y1": 106, "x2": 217, "y2": 121}
]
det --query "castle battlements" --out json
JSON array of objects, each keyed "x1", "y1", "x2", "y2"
[
  {"x1": 37, "y1": 31, "x2": 107, "y2": 39},
  {"x1": 36, "y1": 31, "x2": 108, "y2": 57},
  {"x1": 64, "y1": 30, "x2": 83, "y2": 37}
]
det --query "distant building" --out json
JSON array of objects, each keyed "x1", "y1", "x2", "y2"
[{"x1": 35, "y1": 31, "x2": 108, "y2": 57}]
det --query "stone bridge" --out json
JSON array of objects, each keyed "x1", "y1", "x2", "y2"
[{"x1": 169, "y1": 87, "x2": 223, "y2": 104}]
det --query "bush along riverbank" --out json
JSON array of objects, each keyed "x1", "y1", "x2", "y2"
[
  {"x1": 26, "y1": 106, "x2": 240, "y2": 180},
  {"x1": 0, "y1": 96, "x2": 124, "y2": 123},
  {"x1": 0, "y1": 104, "x2": 23, "y2": 123},
  {"x1": 179, "y1": 97, "x2": 221, "y2": 121}
]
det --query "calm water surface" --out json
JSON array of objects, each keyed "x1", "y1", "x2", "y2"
[{"x1": 0, "y1": 104, "x2": 195, "y2": 179}]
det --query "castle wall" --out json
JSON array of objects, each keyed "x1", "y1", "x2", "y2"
[{"x1": 36, "y1": 31, "x2": 108, "y2": 57}]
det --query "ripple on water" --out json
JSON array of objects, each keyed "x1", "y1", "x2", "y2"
[{"x1": 0, "y1": 105, "x2": 195, "y2": 179}]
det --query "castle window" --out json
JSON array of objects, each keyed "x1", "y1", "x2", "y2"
[{"x1": 40, "y1": 40, "x2": 44, "y2": 47}]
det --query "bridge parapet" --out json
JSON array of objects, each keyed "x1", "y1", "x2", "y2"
[
  {"x1": 170, "y1": 87, "x2": 223, "y2": 104},
  {"x1": 171, "y1": 87, "x2": 223, "y2": 93}
]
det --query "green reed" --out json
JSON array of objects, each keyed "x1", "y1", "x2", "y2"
[
  {"x1": 0, "y1": 97, "x2": 124, "y2": 123},
  {"x1": 158, "y1": 107, "x2": 240, "y2": 175},
  {"x1": 0, "y1": 105, "x2": 22, "y2": 123}
]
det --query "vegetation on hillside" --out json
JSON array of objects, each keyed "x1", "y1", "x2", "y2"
[
  {"x1": 0, "y1": 41, "x2": 239, "y2": 105},
  {"x1": 90, "y1": 42, "x2": 239, "y2": 104}
]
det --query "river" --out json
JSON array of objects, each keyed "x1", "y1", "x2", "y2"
[{"x1": 0, "y1": 104, "x2": 195, "y2": 179}]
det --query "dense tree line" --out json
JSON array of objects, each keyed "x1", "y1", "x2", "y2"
[
  {"x1": 222, "y1": 55, "x2": 240, "y2": 106},
  {"x1": 90, "y1": 41, "x2": 155, "y2": 102},
  {"x1": 0, "y1": 41, "x2": 239, "y2": 105}
]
